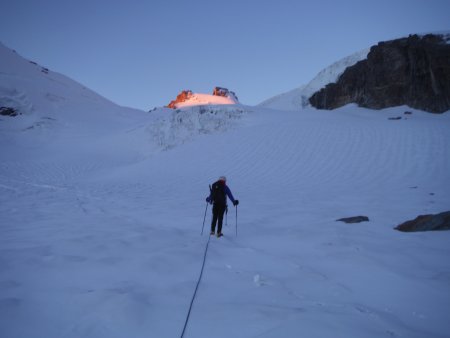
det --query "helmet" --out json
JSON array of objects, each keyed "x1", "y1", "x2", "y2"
[{"x1": 219, "y1": 176, "x2": 227, "y2": 182}]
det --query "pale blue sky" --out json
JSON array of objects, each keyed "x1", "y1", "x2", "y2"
[{"x1": 0, "y1": 0, "x2": 449, "y2": 110}]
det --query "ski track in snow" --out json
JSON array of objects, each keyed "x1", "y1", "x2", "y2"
[{"x1": 1, "y1": 107, "x2": 450, "y2": 338}]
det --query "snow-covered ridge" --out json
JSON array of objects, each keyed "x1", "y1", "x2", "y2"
[
  {"x1": 259, "y1": 48, "x2": 370, "y2": 111},
  {"x1": 0, "y1": 41, "x2": 145, "y2": 130},
  {"x1": 0, "y1": 42, "x2": 116, "y2": 113},
  {"x1": 0, "y1": 40, "x2": 151, "y2": 155}
]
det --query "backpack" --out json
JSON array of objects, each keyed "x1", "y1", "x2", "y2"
[{"x1": 210, "y1": 181, "x2": 226, "y2": 206}]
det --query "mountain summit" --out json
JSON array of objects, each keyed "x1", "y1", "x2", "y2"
[{"x1": 166, "y1": 87, "x2": 239, "y2": 109}]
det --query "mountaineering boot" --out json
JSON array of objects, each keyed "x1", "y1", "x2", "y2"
[
  {"x1": 210, "y1": 231, "x2": 215, "y2": 235},
  {"x1": 217, "y1": 232, "x2": 223, "y2": 238}
]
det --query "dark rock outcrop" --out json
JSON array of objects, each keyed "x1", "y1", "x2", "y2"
[
  {"x1": 309, "y1": 34, "x2": 450, "y2": 113},
  {"x1": 336, "y1": 216, "x2": 369, "y2": 223},
  {"x1": 166, "y1": 90, "x2": 193, "y2": 109},
  {"x1": 0, "y1": 107, "x2": 19, "y2": 117},
  {"x1": 395, "y1": 211, "x2": 450, "y2": 232},
  {"x1": 213, "y1": 87, "x2": 238, "y2": 101}
]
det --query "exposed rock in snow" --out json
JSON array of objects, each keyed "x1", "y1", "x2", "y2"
[
  {"x1": 213, "y1": 86, "x2": 239, "y2": 101},
  {"x1": 0, "y1": 107, "x2": 19, "y2": 117},
  {"x1": 336, "y1": 216, "x2": 370, "y2": 223},
  {"x1": 395, "y1": 211, "x2": 450, "y2": 232},
  {"x1": 0, "y1": 86, "x2": 33, "y2": 116}
]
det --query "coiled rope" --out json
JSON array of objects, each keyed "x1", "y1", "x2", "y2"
[{"x1": 180, "y1": 234, "x2": 211, "y2": 338}]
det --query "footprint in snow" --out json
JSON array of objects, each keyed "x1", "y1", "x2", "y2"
[{"x1": 253, "y1": 274, "x2": 268, "y2": 287}]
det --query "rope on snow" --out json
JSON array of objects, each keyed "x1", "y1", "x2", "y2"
[{"x1": 180, "y1": 234, "x2": 211, "y2": 338}]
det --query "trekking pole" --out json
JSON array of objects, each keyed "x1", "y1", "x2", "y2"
[
  {"x1": 201, "y1": 202, "x2": 209, "y2": 235},
  {"x1": 235, "y1": 205, "x2": 238, "y2": 237}
]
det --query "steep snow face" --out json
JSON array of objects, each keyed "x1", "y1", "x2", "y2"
[
  {"x1": 259, "y1": 48, "x2": 369, "y2": 111},
  {"x1": 171, "y1": 92, "x2": 239, "y2": 108},
  {"x1": 148, "y1": 105, "x2": 249, "y2": 150}
]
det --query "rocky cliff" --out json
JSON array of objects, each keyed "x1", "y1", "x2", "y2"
[
  {"x1": 213, "y1": 87, "x2": 239, "y2": 101},
  {"x1": 309, "y1": 34, "x2": 450, "y2": 113}
]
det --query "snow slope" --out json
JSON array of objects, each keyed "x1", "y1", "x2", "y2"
[
  {"x1": 0, "y1": 41, "x2": 169, "y2": 168},
  {"x1": 1, "y1": 43, "x2": 450, "y2": 338},
  {"x1": 259, "y1": 48, "x2": 369, "y2": 111},
  {"x1": 0, "y1": 41, "x2": 148, "y2": 146}
]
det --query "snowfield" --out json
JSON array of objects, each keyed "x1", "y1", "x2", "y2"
[{"x1": 1, "y1": 42, "x2": 450, "y2": 338}]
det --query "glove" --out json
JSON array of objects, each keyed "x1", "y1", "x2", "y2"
[
  {"x1": 233, "y1": 200, "x2": 239, "y2": 206},
  {"x1": 206, "y1": 197, "x2": 212, "y2": 204}
]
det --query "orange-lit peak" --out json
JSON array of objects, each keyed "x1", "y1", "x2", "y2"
[{"x1": 166, "y1": 87, "x2": 239, "y2": 109}]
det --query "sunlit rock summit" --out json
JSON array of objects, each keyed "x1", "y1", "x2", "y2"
[{"x1": 166, "y1": 87, "x2": 239, "y2": 109}]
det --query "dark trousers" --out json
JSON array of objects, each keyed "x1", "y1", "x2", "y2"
[{"x1": 211, "y1": 204, "x2": 226, "y2": 234}]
